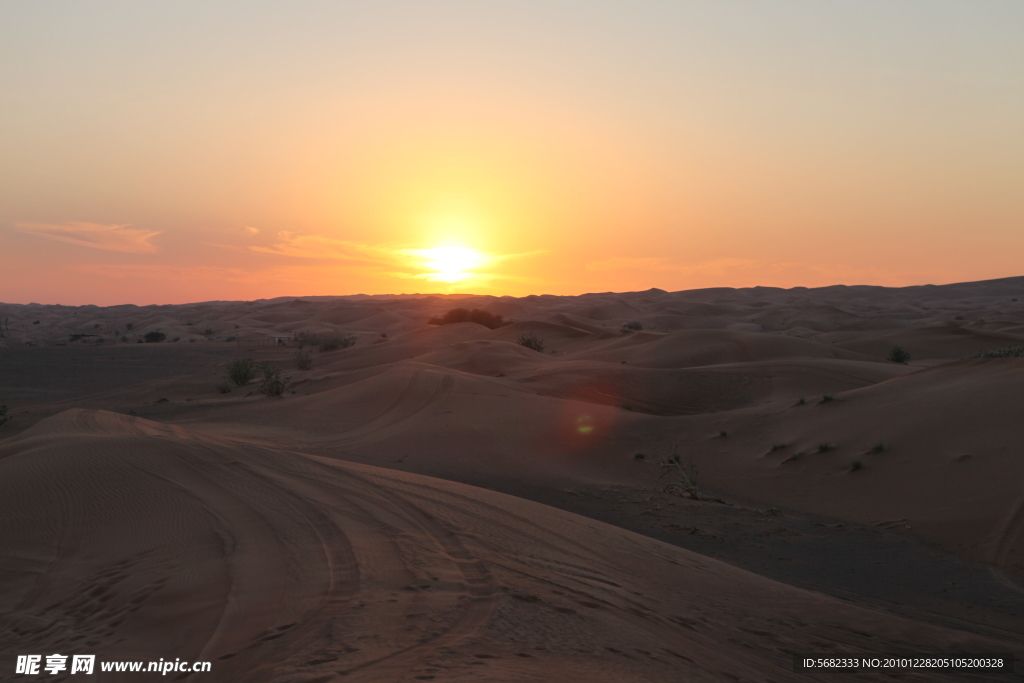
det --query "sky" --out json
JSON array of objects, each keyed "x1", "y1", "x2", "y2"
[{"x1": 2, "y1": 0, "x2": 1022, "y2": 305}]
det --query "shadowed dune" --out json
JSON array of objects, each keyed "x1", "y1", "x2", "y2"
[{"x1": 1, "y1": 410, "x2": 1014, "y2": 682}]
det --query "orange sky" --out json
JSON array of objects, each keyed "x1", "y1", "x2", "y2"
[{"x1": 2, "y1": 1, "x2": 1022, "y2": 305}]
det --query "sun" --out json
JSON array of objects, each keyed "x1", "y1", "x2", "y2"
[{"x1": 415, "y1": 246, "x2": 487, "y2": 283}]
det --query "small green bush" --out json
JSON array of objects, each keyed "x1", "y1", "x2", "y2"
[
  {"x1": 819, "y1": 394, "x2": 834, "y2": 404},
  {"x1": 818, "y1": 442, "x2": 834, "y2": 453},
  {"x1": 719, "y1": 430, "x2": 728, "y2": 438},
  {"x1": 869, "y1": 442, "x2": 886, "y2": 454},
  {"x1": 850, "y1": 460, "x2": 863, "y2": 472},
  {"x1": 516, "y1": 333, "x2": 545, "y2": 352},
  {"x1": 226, "y1": 357, "x2": 259, "y2": 386},
  {"x1": 796, "y1": 397, "x2": 806, "y2": 405},
  {"x1": 319, "y1": 336, "x2": 355, "y2": 352},
  {"x1": 381, "y1": 332, "x2": 388, "y2": 338},
  {"x1": 0, "y1": 404, "x2": 9, "y2": 428},
  {"x1": 887, "y1": 345, "x2": 910, "y2": 364},
  {"x1": 294, "y1": 349, "x2": 313, "y2": 370},
  {"x1": 125, "y1": 323, "x2": 133, "y2": 330},
  {"x1": 215, "y1": 381, "x2": 232, "y2": 394},
  {"x1": 634, "y1": 453, "x2": 646, "y2": 460},
  {"x1": 259, "y1": 365, "x2": 288, "y2": 397},
  {"x1": 143, "y1": 330, "x2": 166, "y2": 343},
  {"x1": 621, "y1": 321, "x2": 643, "y2": 332}
]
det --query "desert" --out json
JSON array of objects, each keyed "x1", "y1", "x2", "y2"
[
  {"x1": 3, "y1": 278, "x2": 1024, "y2": 681},
  {"x1": 4, "y1": 2, "x2": 1023, "y2": 680}
]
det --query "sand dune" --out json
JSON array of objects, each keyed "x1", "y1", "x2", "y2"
[
  {"x1": 1, "y1": 410, "x2": 1014, "y2": 682},
  {"x1": 572, "y1": 329, "x2": 870, "y2": 368},
  {"x1": 5, "y1": 277, "x2": 1024, "y2": 681}
]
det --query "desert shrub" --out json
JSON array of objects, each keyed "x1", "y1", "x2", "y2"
[
  {"x1": 226, "y1": 357, "x2": 259, "y2": 386},
  {"x1": 796, "y1": 397, "x2": 806, "y2": 405},
  {"x1": 94, "y1": 323, "x2": 100, "y2": 328},
  {"x1": 294, "y1": 349, "x2": 313, "y2": 370},
  {"x1": 818, "y1": 442, "x2": 834, "y2": 453},
  {"x1": 258, "y1": 365, "x2": 287, "y2": 397},
  {"x1": 172, "y1": 337, "x2": 181, "y2": 342},
  {"x1": 954, "y1": 315, "x2": 965, "y2": 320},
  {"x1": 204, "y1": 327, "x2": 214, "y2": 336},
  {"x1": 225, "y1": 335, "x2": 236, "y2": 342},
  {"x1": 515, "y1": 333, "x2": 545, "y2": 352},
  {"x1": 0, "y1": 404, "x2": 9, "y2": 428},
  {"x1": 969, "y1": 345, "x2": 1024, "y2": 359},
  {"x1": 633, "y1": 453, "x2": 646, "y2": 460},
  {"x1": 622, "y1": 321, "x2": 643, "y2": 331},
  {"x1": 819, "y1": 394, "x2": 834, "y2": 404},
  {"x1": 319, "y1": 335, "x2": 355, "y2": 352},
  {"x1": 381, "y1": 332, "x2": 388, "y2": 338},
  {"x1": 850, "y1": 460, "x2": 863, "y2": 472},
  {"x1": 143, "y1": 330, "x2": 166, "y2": 343},
  {"x1": 120, "y1": 335, "x2": 127, "y2": 342},
  {"x1": 215, "y1": 381, "x2": 232, "y2": 394},
  {"x1": 767, "y1": 443, "x2": 787, "y2": 454},
  {"x1": 887, "y1": 345, "x2": 910, "y2": 364},
  {"x1": 428, "y1": 308, "x2": 507, "y2": 329},
  {"x1": 869, "y1": 442, "x2": 886, "y2": 454},
  {"x1": 719, "y1": 430, "x2": 728, "y2": 437},
  {"x1": 125, "y1": 323, "x2": 133, "y2": 330}
]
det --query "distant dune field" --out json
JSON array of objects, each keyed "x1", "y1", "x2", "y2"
[{"x1": 3, "y1": 277, "x2": 1024, "y2": 681}]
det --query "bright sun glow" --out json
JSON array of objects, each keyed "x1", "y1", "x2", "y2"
[{"x1": 414, "y1": 246, "x2": 487, "y2": 283}]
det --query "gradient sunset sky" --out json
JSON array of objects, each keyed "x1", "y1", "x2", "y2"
[{"x1": 2, "y1": 1, "x2": 1022, "y2": 305}]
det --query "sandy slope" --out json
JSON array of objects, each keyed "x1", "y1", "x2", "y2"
[
  {"x1": 1, "y1": 410, "x2": 1015, "y2": 682},
  {"x1": 5, "y1": 278, "x2": 1024, "y2": 681}
]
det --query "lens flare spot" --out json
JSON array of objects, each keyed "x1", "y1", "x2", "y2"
[{"x1": 576, "y1": 415, "x2": 595, "y2": 435}]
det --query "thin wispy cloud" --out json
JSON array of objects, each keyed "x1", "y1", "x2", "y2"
[
  {"x1": 16, "y1": 222, "x2": 161, "y2": 254},
  {"x1": 586, "y1": 257, "x2": 756, "y2": 273},
  {"x1": 250, "y1": 233, "x2": 401, "y2": 265}
]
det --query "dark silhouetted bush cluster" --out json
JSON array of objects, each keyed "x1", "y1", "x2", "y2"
[
  {"x1": 294, "y1": 349, "x2": 313, "y2": 370},
  {"x1": 428, "y1": 308, "x2": 508, "y2": 329},
  {"x1": 319, "y1": 336, "x2": 355, "y2": 352},
  {"x1": 516, "y1": 332, "x2": 545, "y2": 352},
  {"x1": 143, "y1": 330, "x2": 166, "y2": 343},
  {"x1": 887, "y1": 345, "x2": 910, "y2": 364},
  {"x1": 970, "y1": 345, "x2": 1024, "y2": 359},
  {"x1": 0, "y1": 404, "x2": 9, "y2": 428}
]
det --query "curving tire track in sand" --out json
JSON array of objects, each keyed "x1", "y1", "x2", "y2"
[{"x1": 2, "y1": 409, "x2": 1020, "y2": 682}]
